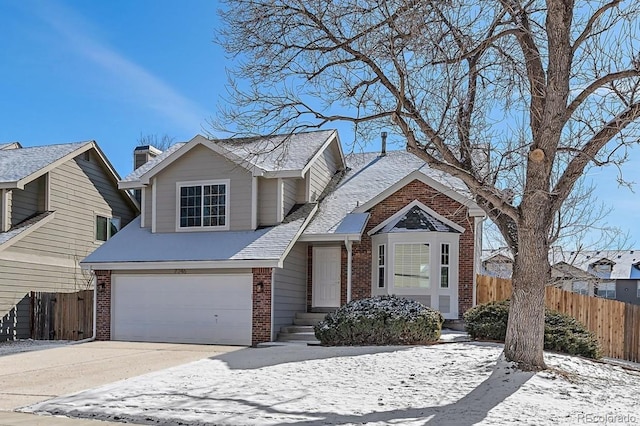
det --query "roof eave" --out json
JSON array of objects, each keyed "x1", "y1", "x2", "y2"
[
  {"x1": 81, "y1": 258, "x2": 281, "y2": 271},
  {"x1": 298, "y1": 233, "x2": 362, "y2": 242}
]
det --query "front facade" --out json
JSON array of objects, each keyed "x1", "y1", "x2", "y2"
[
  {"x1": 84, "y1": 130, "x2": 485, "y2": 346},
  {"x1": 0, "y1": 142, "x2": 137, "y2": 341}
]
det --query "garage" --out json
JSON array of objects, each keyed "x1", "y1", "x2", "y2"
[{"x1": 111, "y1": 273, "x2": 252, "y2": 345}]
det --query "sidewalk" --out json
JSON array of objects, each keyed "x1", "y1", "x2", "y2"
[{"x1": 0, "y1": 411, "x2": 130, "y2": 426}]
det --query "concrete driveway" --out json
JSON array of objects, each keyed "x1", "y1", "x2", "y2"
[{"x1": 0, "y1": 340, "x2": 241, "y2": 424}]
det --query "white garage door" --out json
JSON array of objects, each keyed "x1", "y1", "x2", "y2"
[{"x1": 112, "y1": 274, "x2": 252, "y2": 345}]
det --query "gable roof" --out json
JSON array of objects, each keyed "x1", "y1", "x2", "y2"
[
  {"x1": 0, "y1": 142, "x2": 92, "y2": 189},
  {"x1": 368, "y1": 200, "x2": 465, "y2": 235},
  {"x1": 301, "y1": 151, "x2": 483, "y2": 240},
  {"x1": 119, "y1": 130, "x2": 343, "y2": 189}
]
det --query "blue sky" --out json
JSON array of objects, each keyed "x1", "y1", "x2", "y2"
[{"x1": 0, "y1": 0, "x2": 637, "y2": 246}]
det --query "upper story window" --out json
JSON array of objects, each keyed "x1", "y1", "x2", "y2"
[
  {"x1": 177, "y1": 180, "x2": 229, "y2": 230},
  {"x1": 96, "y1": 215, "x2": 120, "y2": 241}
]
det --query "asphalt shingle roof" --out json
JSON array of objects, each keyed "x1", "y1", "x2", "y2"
[
  {"x1": 0, "y1": 211, "x2": 54, "y2": 247},
  {"x1": 303, "y1": 151, "x2": 468, "y2": 236},
  {"x1": 82, "y1": 207, "x2": 315, "y2": 265},
  {"x1": 121, "y1": 130, "x2": 337, "y2": 184},
  {"x1": 0, "y1": 142, "x2": 90, "y2": 183}
]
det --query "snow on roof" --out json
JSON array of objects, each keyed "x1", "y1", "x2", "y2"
[
  {"x1": 82, "y1": 207, "x2": 314, "y2": 266},
  {"x1": 0, "y1": 142, "x2": 90, "y2": 183},
  {"x1": 121, "y1": 143, "x2": 186, "y2": 183},
  {"x1": 215, "y1": 130, "x2": 337, "y2": 173},
  {"x1": 333, "y1": 213, "x2": 370, "y2": 235},
  {"x1": 0, "y1": 211, "x2": 54, "y2": 247},
  {"x1": 303, "y1": 151, "x2": 469, "y2": 235},
  {"x1": 121, "y1": 130, "x2": 338, "y2": 185},
  {"x1": 554, "y1": 250, "x2": 640, "y2": 280}
]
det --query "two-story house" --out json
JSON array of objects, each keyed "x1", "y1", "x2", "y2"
[
  {"x1": 0, "y1": 141, "x2": 137, "y2": 341},
  {"x1": 82, "y1": 130, "x2": 485, "y2": 346}
]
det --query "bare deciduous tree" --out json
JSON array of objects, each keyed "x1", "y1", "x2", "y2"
[
  {"x1": 217, "y1": 0, "x2": 640, "y2": 370},
  {"x1": 136, "y1": 133, "x2": 176, "y2": 151}
]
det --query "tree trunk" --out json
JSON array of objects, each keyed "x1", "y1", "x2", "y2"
[{"x1": 504, "y1": 218, "x2": 551, "y2": 370}]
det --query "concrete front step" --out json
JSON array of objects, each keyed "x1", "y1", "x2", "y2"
[
  {"x1": 295, "y1": 312, "x2": 328, "y2": 320},
  {"x1": 280, "y1": 325, "x2": 315, "y2": 334},
  {"x1": 278, "y1": 331, "x2": 318, "y2": 341}
]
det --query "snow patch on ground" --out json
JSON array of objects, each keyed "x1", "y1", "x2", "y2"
[
  {"x1": 24, "y1": 342, "x2": 640, "y2": 425},
  {"x1": 0, "y1": 339, "x2": 71, "y2": 357}
]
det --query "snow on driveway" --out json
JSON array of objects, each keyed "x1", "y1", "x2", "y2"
[{"x1": 25, "y1": 342, "x2": 640, "y2": 425}]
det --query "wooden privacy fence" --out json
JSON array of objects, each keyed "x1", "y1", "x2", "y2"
[
  {"x1": 476, "y1": 274, "x2": 640, "y2": 363},
  {"x1": 31, "y1": 290, "x2": 94, "y2": 340}
]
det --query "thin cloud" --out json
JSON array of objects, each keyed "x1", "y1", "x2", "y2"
[{"x1": 31, "y1": 1, "x2": 209, "y2": 133}]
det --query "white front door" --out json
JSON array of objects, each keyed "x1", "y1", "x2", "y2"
[{"x1": 312, "y1": 246, "x2": 341, "y2": 307}]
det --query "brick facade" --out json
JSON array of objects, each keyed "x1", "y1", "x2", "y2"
[
  {"x1": 252, "y1": 267, "x2": 272, "y2": 346},
  {"x1": 95, "y1": 270, "x2": 111, "y2": 341},
  {"x1": 306, "y1": 179, "x2": 476, "y2": 318}
]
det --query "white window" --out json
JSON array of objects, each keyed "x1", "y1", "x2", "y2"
[
  {"x1": 571, "y1": 281, "x2": 589, "y2": 296},
  {"x1": 96, "y1": 215, "x2": 120, "y2": 241},
  {"x1": 597, "y1": 282, "x2": 616, "y2": 299},
  {"x1": 177, "y1": 180, "x2": 229, "y2": 229},
  {"x1": 377, "y1": 245, "x2": 386, "y2": 288},
  {"x1": 440, "y1": 243, "x2": 450, "y2": 288},
  {"x1": 394, "y1": 243, "x2": 430, "y2": 289}
]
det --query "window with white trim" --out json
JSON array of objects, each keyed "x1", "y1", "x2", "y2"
[
  {"x1": 178, "y1": 181, "x2": 228, "y2": 229},
  {"x1": 377, "y1": 245, "x2": 386, "y2": 288},
  {"x1": 571, "y1": 281, "x2": 589, "y2": 296},
  {"x1": 440, "y1": 243, "x2": 450, "y2": 288},
  {"x1": 96, "y1": 215, "x2": 120, "y2": 241},
  {"x1": 597, "y1": 282, "x2": 616, "y2": 299},
  {"x1": 394, "y1": 243, "x2": 430, "y2": 289}
]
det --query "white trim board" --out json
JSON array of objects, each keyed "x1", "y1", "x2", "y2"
[{"x1": 367, "y1": 199, "x2": 466, "y2": 235}]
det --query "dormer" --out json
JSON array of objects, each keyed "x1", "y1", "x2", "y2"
[
  {"x1": 589, "y1": 258, "x2": 615, "y2": 278},
  {"x1": 119, "y1": 130, "x2": 345, "y2": 232}
]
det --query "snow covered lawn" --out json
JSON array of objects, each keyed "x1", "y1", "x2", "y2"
[{"x1": 24, "y1": 342, "x2": 640, "y2": 425}]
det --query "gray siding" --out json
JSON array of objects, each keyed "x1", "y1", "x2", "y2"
[
  {"x1": 11, "y1": 152, "x2": 136, "y2": 259},
  {"x1": 0, "y1": 150, "x2": 137, "y2": 339},
  {"x1": 308, "y1": 141, "x2": 340, "y2": 202},
  {"x1": 154, "y1": 144, "x2": 253, "y2": 232},
  {"x1": 283, "y1": 178, "x2": 300, "y2": 216},
  {"x1": 615, "y1": 279, "x2": 640, "y2": 305},
  {"x1": 11, "y1": 175, "x2": 45, "y2": 226},
  {"x1": 273, "y1": 242, "x2": 307, "y2": 333},
  {"x1": 143, "y1": 187, "x2": 152, "y2": 227},
  {"x1": 0, "y1": 258, "x2": 91, "y2": 341},
  {"x1": 258, "y1": 178, "x2": 278, "y2": 226},
  {"x1": 296, "y1": 177, "x2": 306, "y2": 203}
]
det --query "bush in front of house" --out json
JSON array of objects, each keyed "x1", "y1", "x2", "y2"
[
  {"x1": 314, "y1": 295, "x2": 444, "y2": 346},
  {"x1": 463, "y1": 300, "x2": 601, "y2": 359}
]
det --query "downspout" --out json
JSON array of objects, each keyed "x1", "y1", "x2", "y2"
[
  {"x1": 345, "y1": 238, "x2": 353, "y2": 303},
  {"x1": 73, "y1": 270, "x2": 97, "y2": 344}
]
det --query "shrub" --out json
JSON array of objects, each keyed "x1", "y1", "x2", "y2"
[
  {"x1": 464, "y1": 300, "x2": 601, "y2": 359},
  {"x1": 463, "y1": 300, "x2": 510, "y2": 341},
  {"x1": 314, "y1": 295, "x2": 444, "y2": 346}
]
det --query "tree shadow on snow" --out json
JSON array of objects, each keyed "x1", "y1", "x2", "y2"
[
  {"x1": 209, "y1": 354, "x2": 534, "y2": 426},
  {"x1": 211, "y1": 344, "x2": 415, "y2": 370}
]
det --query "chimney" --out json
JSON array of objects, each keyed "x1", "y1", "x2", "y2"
[
  {"x1": 380, "y1": 131, "x2": 387, "y2": 157},
  {"x1": 133, "y1": 145, "x2": 162, "y2": 203}
]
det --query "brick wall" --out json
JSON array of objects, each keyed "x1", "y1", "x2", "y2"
[
  {"x1": 349, "y1": 179, "x2": 476, "y2": 318},
  {"x1": 95, "y1": 270, "x2": 111, "y2": 340},
  {"x1": 252, "y1": 267, "x2": 272, "y2": 346}
]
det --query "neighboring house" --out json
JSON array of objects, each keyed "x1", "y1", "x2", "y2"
[
  {"x1": 481, "y1": 248, "x2": 640, "y2": 304},
  {"x1": 82, "y1": 130, "x2": 486, "y2": 346},
  {"x1": 0, "y1": 141, "x2": 137, "y2": 341},
  {"x1": 555, "y1": 250, "x2": 640, "y2": 305}
]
